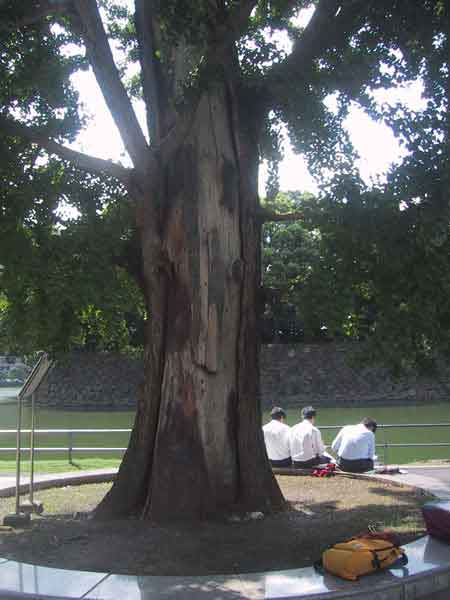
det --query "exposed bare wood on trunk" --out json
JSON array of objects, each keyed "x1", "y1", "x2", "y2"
[{"x1": 144, "y1": 86, "x2": 243, "y2": 519}]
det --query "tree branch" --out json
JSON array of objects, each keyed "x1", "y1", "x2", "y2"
[
  {"x1": 22, "y1": 1, "x2": 71, "y2": 25},
  {"x1": 72, "y1": 0, "x2": 150, "y2": 172},
  {"x1": 0, "y1": 0, "x2": 74, "y2": 30},
  {"x1": 0, "y1": 114, "x2": 133, "y2": 184},
  {"x1": 134, "y1": 0, "x2": 169, "y2": 142},
  {"x1": 265, "y1": 0, "x2": 366, "y2": 97},
  {"x1": 258, "y1": 208, "x2": 303, "y2": 223},
  {"x1": 227, "y1": 0, "x2": 258, "y2": 40},
  {"x1": 205, "y1": 0, "x2": 258, "y2": 64},
  {"x1": 282, "y1": 0, "x2": 341, "y2": 69}
]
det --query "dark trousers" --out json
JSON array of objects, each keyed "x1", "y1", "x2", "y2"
[
  {"x1": 337, "y1": 457, "x2": 374, "y2": 473},
  {"x1": 270, "y1": 457, "x2": 292, "y2": 468},
  {"x1": 293, "y1": 456, "x2": 321, "y2": 469}
]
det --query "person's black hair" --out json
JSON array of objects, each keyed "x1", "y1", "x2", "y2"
[
  {"x1": 270, "y1": 406, "x2": 286, "y2": 420},
  {"x1": 302, "y1": 405, "x2": 316, "y2": 419},
  {"x1": 362, "y1": 417, "x2": 377, "y2": 432}
]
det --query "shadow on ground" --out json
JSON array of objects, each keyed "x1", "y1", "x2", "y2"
[{"x1": 0, "y1": 475, "x2": 432, "y2": 576}]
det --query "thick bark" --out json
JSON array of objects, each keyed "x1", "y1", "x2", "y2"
[{"x1": 96, "y1": 82, "x2": 285, "y2": 521}]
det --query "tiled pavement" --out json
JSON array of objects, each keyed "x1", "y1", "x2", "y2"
[
  {"x1": 376, "y1": 466, "x2": 450, "y2": 500},
  {"x1": 0, "y1": 536, "x2": 449, "y2": 600},
  {"x1": 0, "y1": 469, "x2": 117, "y2": 498},
  {"x1": 0, "y1": 466, "x2": 449, "y2": 599}
]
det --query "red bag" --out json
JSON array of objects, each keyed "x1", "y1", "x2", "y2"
[
  {"x1": 312, "y1": 463, "x2": 336, "y2": 477},
  {"x1": 422, "y1": 501, "x2": 450, "y2": 542}
]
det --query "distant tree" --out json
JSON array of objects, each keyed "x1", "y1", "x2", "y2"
[
  {"x1": 307, "y1": 183, "x2": 450, "y2": 373},
  {"x1": 0, "y1": 1, "x2": 448, "y2": 520},
  {"x1": 262, "y1": 191, "x2": 356, "y2": 342},
  {"x1": 0, "y1": 172, "x2": 145, "y2": 355},
  {"x1": 263, "y1": 182, "x2": 450, "y2": 373}
]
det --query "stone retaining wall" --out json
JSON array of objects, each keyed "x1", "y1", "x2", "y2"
[
  {"x1": 261, "y1": 344, "x2": 450, "y2": 407},
  {"x1": 33, "y1": 344, "x2": 450, "y2": 410},
  {"x1": 34, "y1": 352, "x2": 142, "y2": 409}
]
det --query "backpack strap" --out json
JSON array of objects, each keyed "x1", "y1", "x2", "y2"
[
  {"x1": 313, "y1": 558, "x2": 325, "y2": 575},
  {"x1": 371, "y1": 548, "x2": 408, "y2": 570},
  {"x1": 393, "y1": 552, "x2": 408, "y2": 568}
]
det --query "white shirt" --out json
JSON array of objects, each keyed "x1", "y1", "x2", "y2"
[
  {"x1": 262, "y1": 419, "x2": 291, "y2": 461},
  {"x1": 289, "y1": 419, "x2": 325, "y2": 462},
  {"x1": 331, "y1": 423, "x2": 375, "y2": 460}
]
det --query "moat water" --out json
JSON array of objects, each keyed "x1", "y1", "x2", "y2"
[{"x1": 0, "y1": 387, "x2": 449, "y2": 464}]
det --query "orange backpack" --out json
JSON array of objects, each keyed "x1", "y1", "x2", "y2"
[{"x1": 316, "y1": 536, "x2": 407, "y2": 581}]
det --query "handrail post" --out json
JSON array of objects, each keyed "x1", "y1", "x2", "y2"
[
  {"x1": 14, "y1": 392, "x2": 23, "y2": 515},
  {"x1": 3, "y1": 391, "x2": 31, "y2": 526},
  {"x1": 381, "y1": 427, "x2": 388, "y2": 465},
  {"x1": 29, "y1": 392, "x2": 36, "y2": 504},
  {"x1": 68, "y1": 431, "x2": 73, "y2": 465}
]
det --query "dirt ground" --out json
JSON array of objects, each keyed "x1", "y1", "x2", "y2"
[{"x1": 0, "y1": 474, "x2": 432, "y2": 575}]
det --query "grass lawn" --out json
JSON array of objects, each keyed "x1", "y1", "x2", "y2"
[
  {"x1": 0, "y1": 474, "x2": 433, "y2": 575},
  {"x1": 1, "y1": 458, "x2": 448, "y2": 475}
]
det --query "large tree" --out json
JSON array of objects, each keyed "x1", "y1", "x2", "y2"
[{"x1": 0, "y1": 0, "x2": 448, "y2": 520}]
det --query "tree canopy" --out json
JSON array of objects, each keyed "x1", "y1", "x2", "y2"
[{"x1": 0, "y1": 0, "x2": 448, "y2": 368}]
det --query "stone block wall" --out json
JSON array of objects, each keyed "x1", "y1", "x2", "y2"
[
  {"x1": 34, "y1": 352, "x2": 143, "y2": 409},
  {"x1": 32, "y1": 344, "x2": 450, "y2": 410},
  {"x1": 260, "y1": 344, "x2": 450, "y2": 408}
]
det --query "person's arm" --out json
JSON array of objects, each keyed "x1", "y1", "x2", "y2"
[
  {"x1": 284, "y1": 426, "x2": 292, "y2": 458},
  {"x1": 289, "y1": 428, "x2": 296, "y2": 458},
  {"x1": 367, "y1": 432, "x2": 376, "y2": 460},
  {"x1": 313, "y1": 427, "x2": 325, "y2": 455},
  {"x1": 331, "y1": 429, "x2": 342, "y2": 454}
]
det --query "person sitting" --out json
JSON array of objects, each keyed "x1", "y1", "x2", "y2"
[
  {"x1": 262, "y1": 406, "x2": 292, "y2": 467},
  {"x1": 290, "y1": 405, "x2": 328, "y2": 469},
  {"x1": 331, "y1": 417, "x2": 378, "y2": 473}
]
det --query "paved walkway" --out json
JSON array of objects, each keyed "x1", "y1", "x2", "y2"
[
  {"x1": 376, "y1": 465, "x2": 450, "y2": 499},
  {"x1": 0, "y1": 466, "x2": 449, "y2": 599},
  {"x1": 0, "y1": 468, "x2": 117, "y2": 498}
]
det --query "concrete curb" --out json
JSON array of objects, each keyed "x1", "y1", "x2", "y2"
[
  {"x1": 0, "y1": 469, "x2": 449, "y2": 599},
  {"x1": 0, "y1": 470, "x2": 117, "y2": 498}
]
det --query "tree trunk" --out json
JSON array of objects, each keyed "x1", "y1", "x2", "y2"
[{"x1": 95, "y1": 82, "x2": 285, "y2": 521}]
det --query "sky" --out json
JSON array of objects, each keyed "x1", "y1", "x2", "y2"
[
  {"x1": 67, "y1": 5, "x2": 427, "y2": 198},
  {"x1": 282, "y1": 80, "x2": 426, "y2": 192}
]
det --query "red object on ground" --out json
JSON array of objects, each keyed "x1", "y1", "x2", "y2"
[{"x1": 312, "y1": 463, "x2": 336, "y2": 477}]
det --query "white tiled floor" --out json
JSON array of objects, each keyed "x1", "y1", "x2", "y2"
[
  {"x1": 0, "y1": 561, "x2": 107, "y2": 598},
  {"x1": 0, "y1": 538, "x2": 449, "y2": 599},
  {"x1": 83, "y1": 574, "x2": 250, "y2": 599},
  {"x1": 81, "y1": 537, "x2": 450, "y2": 600}
]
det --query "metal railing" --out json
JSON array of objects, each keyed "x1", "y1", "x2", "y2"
[
  {"x1": 0, "y1": 429, "x2": 130, "y2": 464},
  {"x1": 0, "y1": 423, "x2": 450, "y2": 465}
]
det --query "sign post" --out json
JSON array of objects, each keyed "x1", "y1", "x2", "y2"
[{"x1": 3, "y1": 353, "x2": 52, "y2": 527}]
